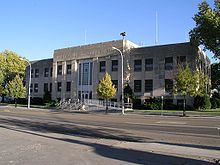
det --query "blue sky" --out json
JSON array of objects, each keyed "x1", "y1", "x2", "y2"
[{"x1": 0, "y1": 0, "x2": 217, "y2": 63}]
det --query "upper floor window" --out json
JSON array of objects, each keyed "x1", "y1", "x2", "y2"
[
  {"x1": 67, "y1": 64, "x2": 71, "y2": 74},
  {"x1": 31, "y1": 69, "x2": 33, "y2": 78},
  {"x1": 145, "y1": 80, "x2": 153, "y2": 92},
  {"x1": 111, "y1": 60, "x2": 118, "y2": 72},
  {"x1": 145, "y1": 58, "x2": 153, "y2": 71},
  {"x1": 99, "y1": 61, "x2": 106, "y2": 72},
  {"x1": 50, "y1": 67, "x2": 53, "y2": 77},
  {"x1": 177, "y1": 56, "x2": 186, "y2": 66},
  {"x1": 35, "y1": 69, "x2": 39, "y2": 78},
  {"x1": 134, "y1": 59, "x2": 142, "y2": 72},
  {"x1": 165, "y1": 79, "x2": 173, "y2": 93},
  {"x1": 57, "y1": 65, "x2": 62, "y2": 75},
  {"x1": 134, "y1": 80, "x2": 142, "y2": 92},
  {"x1": 44, "y1": 68, "x2": 49, "y2": 77},
  {"x1": 165, "y1": 57, "x2": 173, "y2": 70},
  {"x1": 30, "y1": 84, "x2": 33, "y2": 93}
]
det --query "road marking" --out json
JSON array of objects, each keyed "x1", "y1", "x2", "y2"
[
  {"x1": 156, "y1": 121, "x2": 186, "y2": 125},
  {"x1": 3, "y1": 110, "x2": 10, "y2": 112}
]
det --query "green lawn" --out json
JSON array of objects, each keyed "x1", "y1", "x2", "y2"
[{"x1": 129, "y1": 108, "x2": 220, "y2": 116}]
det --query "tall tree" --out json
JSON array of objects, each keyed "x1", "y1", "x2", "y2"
[
  {"x1": 211, "y1": 62, "x2": 220, "y2": 91},
  {"x1": 97, "y1": 72, "x2": 116, "y2": 113},
  {"x1": 0, "y1": 50, "x2": 27, "y2": 97},
  {"x1": 190, "y1": 0, "x2": 220, "y2": 59},
  {"x1": 5, "y1": 75, "x2": 26, "y2": 107}
]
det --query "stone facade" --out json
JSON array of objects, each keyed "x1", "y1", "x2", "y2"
[{"x1": 25, "y1": 40, "x2": 211, "y2": 106}]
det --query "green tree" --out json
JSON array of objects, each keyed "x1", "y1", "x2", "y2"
[
  {"x1": 97, "y1": 72, "x2": 116, "y2": 113},
  {"x1": 124, "y1": 83, "x2": 134, "y2": 103},
  {"x1": 190, "y1": 70, "x2": 209, "y2": 97},
  {"x1": 174, "y1": 65, "x2": 193, "y2": 116},
  {"x1": 174, "y1": 65, "x2": 209, "y2": 114},
  {"x1": 0, "y1": 50, "x2": 27, "y2": 98},
  {"x1": 211, "y1": 63, "x2": 220, "y2": 91},
  {"x1": 6, "y1": 75, "x2": 26, "y2": 107},
  {"x1": 190, "y1": 0, "x2": 220, "y2": 59}
]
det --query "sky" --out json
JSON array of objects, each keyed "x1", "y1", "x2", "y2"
[{"x1": 0, "y1": 0, "x2": 218, "y2": 63}]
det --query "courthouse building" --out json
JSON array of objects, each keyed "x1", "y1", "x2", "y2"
[{"x1": 26, "y1": 39, "x2": 211, "y2": 106}]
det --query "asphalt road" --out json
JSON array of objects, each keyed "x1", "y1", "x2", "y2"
[
  {"x1": 0, "y1": 107, "x2": 219, "y2": 147},
  {"x1": 0, "y1": 107, "x2": 220, "y2": 165}
]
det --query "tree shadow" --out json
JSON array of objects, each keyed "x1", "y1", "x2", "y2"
[{"x1": 0, "y1": 125, "x2": 214, "y2": 165}]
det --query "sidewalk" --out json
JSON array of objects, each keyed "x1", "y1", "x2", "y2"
[{"x1": 0, "y1": 124, "x2": 218, "y2": 165}]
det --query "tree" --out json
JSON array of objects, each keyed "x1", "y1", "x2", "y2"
[
  {"x1": 0, "y1": 50, "x2": 27, "y2": 99},
  {"x1": 190, "y1": 0, "x2": 220, "y2": 59},
  {"x1": 211, "y1": 63, "x2": 220, "y2": 91},
  {"x1": 190, "y1": 70, "x2": 209, "y2": 97},
  {"x1": 124, "y1": 83, "x2": 134, "y2": 103},
  {"x1": 97, "y1": 72, "x2": 116, "y2": 113},
  {"x1": 174, "y1": 65, "x2": 209, "y2": 114},
  {"x1": 174, "y1": 65, "x2": 193, "y2": 116},
  {"x1": 5, "y1": 75, "x2": 26, "y2": 107}
]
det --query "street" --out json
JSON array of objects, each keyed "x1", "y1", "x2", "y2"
[{"x1": 0, "y1": 106, "x2": 219, "y2": 164}]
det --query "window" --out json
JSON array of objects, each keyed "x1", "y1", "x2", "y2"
[
  {"x1": 165, "y1": 79, "x2": 173, "y2": 93},
  {"x1": 145, "y1": 80, "x2": 153, "y2": 92},
  {"x1": 34, "y1": 83, "x2": 38, "y2": 93},
  {"x1": 66, "y1": 82, "x2": 71, "y2": 92},
  {"x1": 78, "y1": 63, "x2": 81, "y2": 85},
  {"x1": 67, "y1": 64, "x2": 71, "y2": 74},
  {"x1": 57, "y1": 65, "x2": 62, "y2": 75},
  {"x1": 49, "y1": 83, "x2": 52, "y2": 92},
  {"x1": 35, "y1": 69, "x2": 39, "y2": 78},
  {"x1": 57, "y1": 82, "x2": 62, "y2": 92},
  {"x1": 134, "y1": 80, "x2": 142, "y2": 92},
  {"x1": 90, "y1": 62, "x2": 93, "y2": 85},
  {"x1": 30, "y1": 84, "x2": 33, "y2": 93},
  {"x1": 177, "y1": 56, "x2": 186, "y2": 66},
  {"x1": 134, "y1": 60, "x2": 142, "y2": 72},
  {"x1": 82, "y1": 63, "x2": 89, "y2": 85},
  {"x1": 145, "y1": 58, "x2": 153, "y2": 71},
  {"x1": 165, "y1": 57, "x2": 173, "y2": 70},
  {"x1": 99, "y1": 61, "x2": 106, "y2": 72},
  {"x1": 44, "y1": 68, "x2": 49, "y2": 77},
  {"x1": 31, "y1": 69, "x2": 33, "y2": 78},
  {"x1": 44, "y1": 83, "x2": 48, "y2": 92},
  {"x1": 112, "y1": 80, "x2": 118, "y2": 90},
  {"x1": 50, "y1": 67, "x2": 53, "y2": 77},
  {"x1": 111, "y1": 60, "x2": 118, "y2": 71}
]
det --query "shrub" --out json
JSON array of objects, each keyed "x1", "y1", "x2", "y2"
[
  {"x1": 215, "y1": 98, "x2": 220, "y2": 108},
  {"x1": 194, "y1": 96, "x2": 204, "y2": 110},
  {"x1": 43, "y1": 91, "x2": 51, "y2": 103},
  {"x1": 203, "y1": 94, "x2": 211, "y2": 110},
  {"x1": 210, "y1": 98, "x2": 217, "y2": 109},
  {"x1": 133, "y1": 99, "x2": 145, "y2": 109},
  {"x1": 31, "y1": 97, "x2": 44, "y2": 105},
  {"x1": 144, "y1": 97, "x2": 161, "y2": 110}
]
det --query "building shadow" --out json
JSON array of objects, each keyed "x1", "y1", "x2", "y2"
[
  {"x1": 0, "y1": 117, "x2": 146, "y2": 142},
  {"x1": 0, "y1": 125, "x2": 214, "y2": 165}
]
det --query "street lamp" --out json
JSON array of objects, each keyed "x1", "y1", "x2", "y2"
[
  {"x1": 112, "y1": 47, "x2": 124, "y2": 115},
  {"x1": 21, "y1": 58, "x2": 31, "y2": 109}
]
